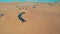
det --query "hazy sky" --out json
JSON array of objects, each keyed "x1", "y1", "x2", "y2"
[{"x1": 0, "y1": 0, "x2": 59, "y2": 2}]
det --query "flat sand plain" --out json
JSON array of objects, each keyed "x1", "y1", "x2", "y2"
[{"x1": 0, "y1": 2, "x2": 60, "y2": 34}]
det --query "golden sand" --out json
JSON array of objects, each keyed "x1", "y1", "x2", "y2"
[{"x1": 0, "y1": 2, "x2": 60, "y2": 34}]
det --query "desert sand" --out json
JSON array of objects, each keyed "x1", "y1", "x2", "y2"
[{"x1": 0, "y1": 2, "x2": 60, "y2": 34}]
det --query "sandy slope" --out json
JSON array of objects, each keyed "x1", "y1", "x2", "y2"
[{"x1": 0, "y1": 2, "x2": 60, "y2": 34}]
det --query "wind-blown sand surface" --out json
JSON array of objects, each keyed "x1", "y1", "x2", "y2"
[{"x1": 0, "y1": 2, "x2": 60, "y2": 34}]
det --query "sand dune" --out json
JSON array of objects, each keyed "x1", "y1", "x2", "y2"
[{"x1": 0, "y1": 2, "x2": 60, "y2": 34}]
